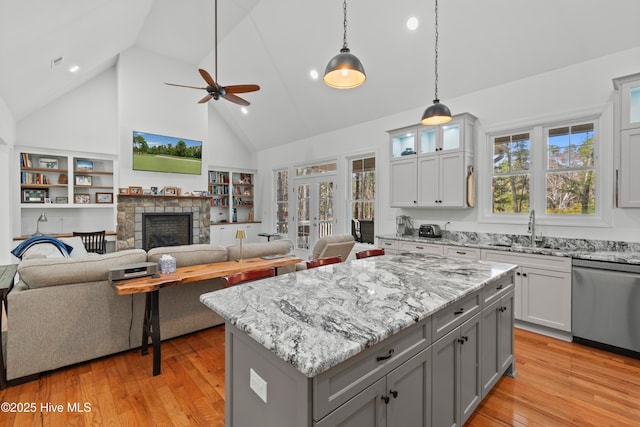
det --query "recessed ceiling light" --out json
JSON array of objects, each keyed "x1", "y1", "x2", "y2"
[
  {"x1": 407, "y1": 16, "x2": 419, "y2": 31},
  {"x1": 69, "y1": 65, "x2": 80, "y2": 73},
  {"x1": 310, "y1": 69, "x2": 319, "y2": 80},
  {"x1": 241, "y1": 107, "x2": 248, "y2": 115}
]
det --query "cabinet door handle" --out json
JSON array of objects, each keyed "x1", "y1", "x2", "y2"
[
  {"x1": 496, "y1": 284, "x2": 504, "y2": 290},
  {"x1": 456, "y1": 251, "x2": 466, "y2": 255},
  {"x1": 390, "y1": 390, "x2": 398, "y2": 399},
  {"x1": 522, "y1": 273, "x2": 527, "y2": 277},
  {"x1": 381, "y1": 395, "x2": 390, "y2": 404},
  {"x1": 457, "y1": 335, "x2": 469, "y2": 344},
  {"x1": 516, "y1": 272, "x2": 521, "y2": 276},
  {"x1": 454, "y1": 308, "x2": 465, "y2": 315},
  {"x1": 376, "y1": 348, "x2": 395, "y2": 362},
  {"x1": 416, "y1": 246, "x2": 424, "y2": 249}
]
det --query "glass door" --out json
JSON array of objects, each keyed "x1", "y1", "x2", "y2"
[{"x1": 295, "y1": 177, "x2": 335, "y2": 258}]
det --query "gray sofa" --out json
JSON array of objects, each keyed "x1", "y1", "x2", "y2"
[{"x1": 5, "y1": 239, "x2": 293, "y2": 381}]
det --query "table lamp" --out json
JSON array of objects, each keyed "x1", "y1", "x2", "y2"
[
  {"x1": 235, "y1": 229, "x2": 246, "y2": 262},
  {"x1": 33, "y1": 211, "x2": 48, "y2": 236}
]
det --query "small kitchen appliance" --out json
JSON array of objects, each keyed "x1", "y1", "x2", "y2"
[
  {"x1": 396, "y1": 215, "x2": 414, "y2": 237},
  {"x1": 419, "y1": 224, "x2": 442, "y2": 238}
]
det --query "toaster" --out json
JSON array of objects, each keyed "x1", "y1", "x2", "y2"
[{"x1": 419, "y1": 224, "x2": 442, "y2": 238}]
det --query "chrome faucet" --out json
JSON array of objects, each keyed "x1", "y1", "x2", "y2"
[{"x1": 527, "y1": 210, "x2": 540, "y2": 247}]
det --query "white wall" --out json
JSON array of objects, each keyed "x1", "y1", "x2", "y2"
[
  {"x1": 256, "y1": 47, "x2": 640, "y2": 243},
  {"x1": 14, "y1": 67, "x2": 119, "y2": 236},
  {"x1": 9, "y1": 46, "x2": 254, "y2": 239},
  {"x1": 117, "y1": 47, "x2": 255, "y2": 192},
  {"x1": 0, "y1": 96, "x2": 16, "y2": 263}
]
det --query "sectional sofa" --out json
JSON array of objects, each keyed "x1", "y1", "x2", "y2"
[{"x1": 5, "y1": 239, "x2": 294, "y2": 382}]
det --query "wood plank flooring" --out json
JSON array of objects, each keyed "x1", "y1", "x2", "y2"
[{"x1": 1, "y1": 326, "x2": 639, "y2": 426}]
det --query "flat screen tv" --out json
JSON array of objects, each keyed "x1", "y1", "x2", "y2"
[{"x1": 133, "y1": 131, "x2": 202, "y2": 175}]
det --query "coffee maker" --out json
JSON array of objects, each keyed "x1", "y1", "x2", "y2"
[{"x1": 396, "y1": 215, "x2": 414, "y2": 237}]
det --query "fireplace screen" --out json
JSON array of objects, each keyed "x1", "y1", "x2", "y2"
[{"x1": 142, "y1": 213, "x2": 193, "y2": 251}]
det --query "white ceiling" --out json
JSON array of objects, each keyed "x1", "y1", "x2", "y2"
[{"x1": 1, "y1": 0, "x2": 640, "y2": 151}]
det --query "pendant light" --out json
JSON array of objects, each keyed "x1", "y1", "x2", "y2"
[
  {"x1": 323, "y1": 0, "x2": 366, "y2": 89},
  {"x1": 421, "y1": 0, "x2": 452, "y2": 125}
]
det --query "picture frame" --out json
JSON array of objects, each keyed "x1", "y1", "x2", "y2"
[
  {"x1": 142, "y1": 189, "x2": 154, "y2": 195},
  {"x1": 38, "y1": 157, "x2": 58, "y2": 169},
  {"x1": 44, "y1": 197, "x2": 52, "y2": 204},
  {"x1": 75, "y1": 175, "x2": 92, "y2": 186},
  {"x1": 150, "y1": 186, "x2": 158, "y2": 195},
  {"x1": 96, "y1": 192, "x2": 113, "y2": 204},
  {"x1": 75, "y1": 159, "x2": 94, "y2": 171},
  {"x1": 128, "y1": 186, "x2": 143, "y2": 195},
  {"x1": 163, "y1": 186, "x2": 178, "y2": 196},
  {"x1": 22, "y1": 189, "x2": 47, "y2": 203},
  {"x1": 118, "y1": 187, "x2": 129, "y2": 195},
  {"x1": 74, "y1": 193, "x2": 91, "y2": 204},
  {"x1": 56, "y1": 196, "x2": 68, "y2": 204}
]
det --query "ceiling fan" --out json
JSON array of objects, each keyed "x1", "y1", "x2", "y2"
[{"x1": 164, "y1": 0, "x2": 260, "y2": 106}]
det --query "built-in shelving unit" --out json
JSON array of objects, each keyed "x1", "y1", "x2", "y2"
[
  {"x1": 208, "y1": 168, "x2": 256, "y2": 224},
  {"x1": 20, "y1": 152, "x2": 115, "y2": 207}
]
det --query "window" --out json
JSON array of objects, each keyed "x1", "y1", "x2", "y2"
[
  {"x1": 351, "y1": 157, "x2": 375, "y2": 221},
  {"x1": 492, "y1": 132, "x2": 531, "y2": 213},
  {"x1": 546, "y1": 123, "x2": 595, "y2": 215},
  {"x1": 488, "y1": 117, "x2": 600, "y2": 222},
  {"x1": 274, "y1": 169, "x2": 288, "y2": 234}
]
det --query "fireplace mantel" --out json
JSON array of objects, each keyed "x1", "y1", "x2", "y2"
[{"x1": 117, "y1": 195, "x2": 211, "y2": 251}]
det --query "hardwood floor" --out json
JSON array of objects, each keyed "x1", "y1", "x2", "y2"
[{"x1": 1, "y1": 326, "x2": 639, "y2": 426}]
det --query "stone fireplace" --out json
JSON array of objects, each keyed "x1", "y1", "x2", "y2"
[{"x1": 117, "y1": 194, "x2": 210, "y2": 251}]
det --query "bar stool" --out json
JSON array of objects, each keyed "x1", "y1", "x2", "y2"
[
  {"x1": 72, "y1": 230, "x2": 106, "y2": 254},
  {"x1": 306, "y1": 255, "x2": 342, "y2": 269},
  {"x1": 221, "y1": 267, "x2": 276, "y2": 288},
  {"x1": 355, "y1": 248, "x2": 385, "y2": 259}
]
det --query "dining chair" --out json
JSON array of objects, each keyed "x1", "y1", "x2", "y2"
[
  {"x1": 72, "y1": 230, "x2": 106, "y2": 254},
  {"x1": 221, "y1": 267, "x2": 276, "y2": 288},
  {"x1": 355, "y1": 248, "x2": 385, "y2": 259},
  {"x1": 306, "y1": 255, "x2": 342, "y2": 269}
]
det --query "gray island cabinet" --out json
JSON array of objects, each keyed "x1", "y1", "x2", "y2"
[{"x1": 200, "y1": 253, "x2": 517, "y2": 427}]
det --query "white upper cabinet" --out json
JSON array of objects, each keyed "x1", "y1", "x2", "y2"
[
  {"x1": 613, "y1": 73, "x2": 640, "y2": 207},
  {"x1": 388, "y1": 113, "x2": 476, "y2": 208},
  {"x1": 614, "y1": 72, "x2": 640, "y2": 130}
]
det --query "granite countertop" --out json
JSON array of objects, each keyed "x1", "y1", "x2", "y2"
[
  {"x1": 378, "y1": 234, "x2": 640, "y2": 265},
  {"x1": 200, "y1": 253, "x2": 516, "y2": 378}
]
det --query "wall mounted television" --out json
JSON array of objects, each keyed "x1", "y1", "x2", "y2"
[{"x1": 133, "y1": 131, "x2": 202, "y2": 175}]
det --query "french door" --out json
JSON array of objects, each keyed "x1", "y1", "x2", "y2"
[{"x1": 295, "y1": 176, "x2": 335, "y2": 257}]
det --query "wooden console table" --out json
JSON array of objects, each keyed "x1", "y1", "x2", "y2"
[{"x1": 113, "y1": 255, "x2": 302, "y2": 376}]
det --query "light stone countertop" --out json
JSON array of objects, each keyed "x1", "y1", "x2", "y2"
[
  {"x1": 200, "y1": 253, "x2": 516, "y2": 377},
  {"x1": 378, "y1": 234, "x2": 640, "y2": 265}
]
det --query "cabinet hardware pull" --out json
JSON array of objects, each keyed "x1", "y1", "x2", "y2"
[
  {"x1": 390, "y1": 390, "x2": 398, "y2": 398},
  {"x1": 516, "y1": 272, "x2": 521, "y2": 276},
  {"x1": 376, "y1": 348, "x2": 395, "y2": 362},
  {"x1": 454, "y1": 308, "x2": 464, "y2": 315},
  {"x1": 381, "y1": 395, "x2": 390, "y2": 404},
  {"x1": 416, "y1": 246, "x2": 424, "y2": 249},
  {"x1": 522, "y1": 273, "x2": 527, "y2": 277},
  {"x1": 457, "y1": 335, "x2": 469, "y2": 344},
  {"x1": 496, "y1": 284, "x2": 504, "y2": 290},
  {"x1": 456, "y1": 251, "x2": 466, "y2": 255}
]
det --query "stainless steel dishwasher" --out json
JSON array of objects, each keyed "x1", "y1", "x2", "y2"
[{"x1": 572, "y1": 259, "x2": 640, "y2": 358}]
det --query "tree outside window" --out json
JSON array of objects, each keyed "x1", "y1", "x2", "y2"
[
  {"x1": 546, "y1": 123, "x2": 595, "y2": 215},
  {"x1": 275, "y1": 169, "x2": 288, "y2": 234},
  {"x1": 492, "y1": 133, "x2": 531, "y2": 214}
]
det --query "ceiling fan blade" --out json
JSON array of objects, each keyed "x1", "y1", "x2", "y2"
[
  {"x1": 198, "y1": 94, "x2": 214, "y2": 104},
  {"x1": 224, "y1": 84, "x2": 260, "y2": 94},
  {"x1": 223, "y1": 93, "x2": 250, "y2": 106},
  {"x1": 199, "y1": 69, "x2": 218, "y2": 88},
  {"x1": 165, "y1": 83, "x2": 207, "y2": 90}
]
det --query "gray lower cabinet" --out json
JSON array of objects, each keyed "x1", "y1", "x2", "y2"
[
  {"x1": 431, "y1": 313, "x2": 482, "y2": 427},
  {"x1": 316, "y1": 347, "x2": 432, "y2": 427},
  {"x1": 481, "y1": 288, "x2": 515, "y2": 396}
]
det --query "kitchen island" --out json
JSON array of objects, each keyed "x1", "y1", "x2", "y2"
[{"x1": 200, "y1": 253, "x2": 517, "y2": 427}]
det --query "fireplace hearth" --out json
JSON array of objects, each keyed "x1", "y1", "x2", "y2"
[{"x1": 116, "y1": 194, "x2": 210, "y2": 250}]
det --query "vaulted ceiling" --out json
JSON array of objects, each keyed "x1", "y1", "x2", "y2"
[{"x1": 1, "y1": 0, "x2": 639, "y2": 151}]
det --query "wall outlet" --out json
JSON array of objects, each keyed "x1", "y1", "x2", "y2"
[{"x1": 250, "y1": 368, "x2": 267, "y2": 403}]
